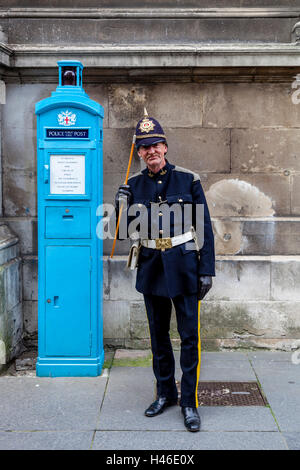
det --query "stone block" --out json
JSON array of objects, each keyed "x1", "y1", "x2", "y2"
[
  {"x1": 8, "y1": 303, "x2": 23, "y2": 359},
  {"x1": 213, "y1": 219, "x2": 243, "y2": 255},
  {"x1": 85, "y1": 84, "x2": 109, "y2": 128},
  {"x1": 208, "y1": 259, "x2": 271, "y2": 301},
  {"x1": 103, "y1": 171, "x2": 127, "y2": 206},
  {"x1": 241, "y1": 220, "x2": 300, "y2": 255},
  {"x1": 166, "y1": 128, "x2": 230, "y2": 173},
  {"x1": 103, "y1": 300, "x2": 130, "y2": 339},
  {"x1": 103, "y1": 238, "x2": 131, "y2": 257},
  {"x1": 108, "y1": 83, "x2": 203, "y2": 128},
  {"x1": 3, "y1": 218, "x2": 37, "y2": 255},
  {"x1": 271, "y1": 260, "x2": 300, "y2": 301},
  {"x1": 2, "y1": 126, "x2": 36, "y2": 172},
  {"x1": 200, "y1": 300, "x2": 300, "y2": 340},
  {"x1": 212, "y1": 219, "x2": 300, "y2": 255},
  {"x1": 22, "y1": 257, "x2": 38, "y2": 301},
  {"x1": 23, "y1": 300, "x2": 38, "y2": 337},
  {"x1": 291, "y1": 175, "x2": 300, "y2": 215},
  {"x1": 107, "y1": 258, "x2": 142, "y2": 301},
  {"x1": 7, "y1": 14, "x2": 293, "y2": 46},
  {"x1": 3, "y1": 84, "x2": 54, "y2": 132},
  {"x1": 103, "y1": 129, "x2": 140, "y2": 174},
  {"x1": 204, "y1": 173, "x2": 290, "y2": 216},
  {"x1": 231, "y1": 128, "x2": 300, "y2": 174},
  {"x1": 203, "y1": 83, "x2": 300, "y2": 128},
  {"x1": 3, "y1": 259, "x2": 21, "y2": 311},
  {"x1": 129, "y1": 301, "x2": 148, "y2": 340},
  {"x1": 3, "y1": 170, "x2": 37, "y2": 217}
]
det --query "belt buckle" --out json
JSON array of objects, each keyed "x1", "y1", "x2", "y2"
[{"x1": 155, "y1": 237, "x2": 172, "y2": 251}]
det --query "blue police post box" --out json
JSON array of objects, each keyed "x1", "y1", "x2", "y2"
[{"x1": 35, "y1": 61, "x2": 104, "y2": 376}]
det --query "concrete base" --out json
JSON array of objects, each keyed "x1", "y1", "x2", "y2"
[{"x1": 36, "y1": 351, "x2": 105, "y2": 377}]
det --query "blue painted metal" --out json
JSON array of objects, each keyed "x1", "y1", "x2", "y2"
[{"x1": 36, "y1": 61, "x2": 104, "y2": 377}]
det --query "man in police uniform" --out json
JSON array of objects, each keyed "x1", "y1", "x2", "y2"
[{"x1": 115, "y1": 112, "x2": 215, "y2": 432}]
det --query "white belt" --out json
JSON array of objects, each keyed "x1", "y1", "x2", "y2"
[{"x1": 141, "y1": 230, "x2": 194, "y2": 251}]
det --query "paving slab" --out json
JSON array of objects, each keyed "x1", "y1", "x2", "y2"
[
  {"x1": 247, "y1": 352, "x2": 295, "y2": 362},
  {"x1": 174, "y1": 351, "x2": 249, "y2": 362},
  {"x1": 174, "y1": 351, "x2": 256, "y2": 381},
  {"x1": 0, "y1": 431, "x2": 94, "y2": 450},
  {"x1": 198, "y1": 406, "x2": 277, "y2": 432},
  {"x1": 250, "y1": 362, "x2": 300, "y2": 432},
  {"x1": 97, "y1": 367, "x2": 185, "y2": 431},
  {"x1": 0, "y1": 376, "x2": 108, "y2": 431},
  {"x1": 93, "y1": 431, "x2": 287, "y2": 451},
  {"x1": 282, "y1": 433, "x2": 300, "y2": 450},
  {"x1": 97, "y1": 367, "x2": 276, "y2": 432}
]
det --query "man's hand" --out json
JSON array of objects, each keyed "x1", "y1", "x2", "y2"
[
  {"x1": 197, "y1": 276, "x2": 212, "y2": 300},
  {"x1": 115, "y1": 184, "x2": 132, "y2": 212}
]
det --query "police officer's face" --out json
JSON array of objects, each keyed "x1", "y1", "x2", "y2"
[{"x1": 138, "y1": 142, "x2": 167, "y2": 170}]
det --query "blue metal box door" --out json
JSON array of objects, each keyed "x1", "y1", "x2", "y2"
[{"x1": 45, "y1": 245, "x2": 91, "y2": 357}]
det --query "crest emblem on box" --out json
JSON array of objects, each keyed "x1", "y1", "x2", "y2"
[{"x1": 57, "y1": 110, "x2": 77, "y2": 126}]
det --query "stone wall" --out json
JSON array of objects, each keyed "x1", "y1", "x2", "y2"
[
  {"x1": 1, "y1": 1, "x2": 300, "y2": 352},
  {"x1": 1, "y1": 76, "x2": 299, "y2": 350}
]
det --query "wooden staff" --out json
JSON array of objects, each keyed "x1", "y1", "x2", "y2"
[{"x1": 110, "y1": 134, "x2": 136, "y2": 258}]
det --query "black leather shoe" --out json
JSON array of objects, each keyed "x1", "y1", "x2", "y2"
[
  {"x1": 145, "y1": 397, "x2": 177, "y2": 417},
  {"x1": 181, "y1": 407, "x2": 201, "y2": 432}
]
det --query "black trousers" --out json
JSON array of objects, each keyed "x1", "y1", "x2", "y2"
[{"x1": 144, "y1": 293, "x2": 201, "y2": 408}]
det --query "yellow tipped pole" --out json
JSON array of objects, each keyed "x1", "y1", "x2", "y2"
[
  {"x1": 110, "y1": 134, "x2": 136, "y2": 258},
  {"x1": 195, "y1": 300, "x2": 201, "y2": 408}
]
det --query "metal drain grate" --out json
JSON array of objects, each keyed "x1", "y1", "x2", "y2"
[{"x1": 176, "y1": 381, "x2": 267, "y2": 406}]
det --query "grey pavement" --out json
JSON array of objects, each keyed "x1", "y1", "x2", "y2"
[{"x1": 0, "y1": 351, "x2": 299, "y2": 450}]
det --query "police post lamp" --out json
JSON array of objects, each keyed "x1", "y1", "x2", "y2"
[{"x1": 35, "y1": 61, "x2": 104, "y2": 376}]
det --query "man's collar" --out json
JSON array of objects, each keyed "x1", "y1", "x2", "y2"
[{"x1": 146, "y1": 159, "x2": 171, "y2": 178}]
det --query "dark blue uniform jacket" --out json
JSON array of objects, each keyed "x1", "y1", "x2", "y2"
[{"x1": 125, "y1": 160, "x2": 215, "y2": 298}]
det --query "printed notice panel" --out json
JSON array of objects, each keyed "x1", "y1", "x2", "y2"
[{"x1": 50, "y1": 154, "x2": 85, "y2": 195}]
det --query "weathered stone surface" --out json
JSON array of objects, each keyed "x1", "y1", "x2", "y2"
[
  {"x1": 0, "y1": 225, "x2": 22, "y2": 366},
  {"x1": 213, "y1": 219, "x2": 243, "y2": 255},
  {"x1": 108, "y1": 83, "x2": 203, "y2": 128},
  {"x1": 271, "y1": 260, "x2": 300, "y2": 301},
  {"x1": 241, "y1": 220, "x2": 300, "y2": 255},
  {"x1": 129, "y1": 301, "x2": 148, "y2": 340},
  {"x1": 2, "y1": 126, "x2": 36, "y2": 172},
  {"x1": 3, "y1": 218, "x2": 37, "y2": 255},
  {"x1": 203, "y1": 83, "x2": 300, "y2": 128},
  {"x1": 203, "y1": 173, "x2": 290, "y2": 216},
  {"x1": 231, "y1": 128, "x2": 300, "y2": 173},
  {"x1": 291, "y1": 175, "x2": 300, "y2": 215},
  {"x1": 3, "y1": 259, "x2": 21, "y2": 311},
  {"x1": 0, "y1": 243, "x2": 18, "y2": 266},
  {"x1": 106, "y1": 258, "x2": 142, "y2": 301},
  {"x1": 22, "y1": 257, "x2": 38, "y2": 301},
  {"x1": 208, "y1": 259, "x2": 271, "y2": 301},
  {"x1": 103, "y1": 129, "x2": 140, "y2": 174},
  {"x1": 98, "y1": 256, "x2": 300, "y2": 350},
  {"x1": 207, "y1": 179, "x2": 274, "y2": 218},
  {"x1": 103, "y1": 300, "x2": 130, "y2": 339},
  {"x1": 201, "y1": 301, "x2": 300, "y2": 340},
  {"x1": 3, "y1": 171, "x2": 37, "y2": 217},
  {"x1": 6, "y1": 15, "x2": 294, "y2": 46},
  {"x1": 2, "y1": 84, "x2": 53, "y2": 132},
  {"x1": 23, "y1": 300, "x2": 38, "y2": 337},
  {"x1": 2, "y1": 1, "x2": 298, "y2": 9},
  {"x1": 212, "y1": 219, "x2": 300, "y2": 255},
  {"x1": 103, "y1": 238, "x2": 131, "y2": 257},
  {"x1": 166, "y1": 128, "x2": 230, "y2": 173}
]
